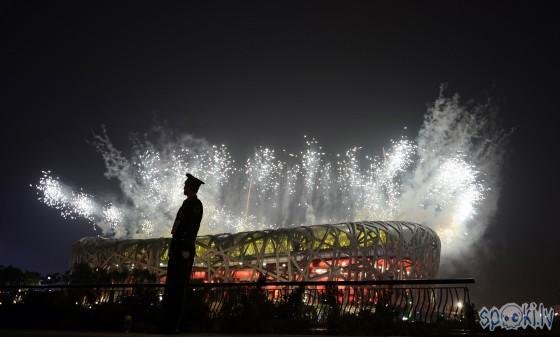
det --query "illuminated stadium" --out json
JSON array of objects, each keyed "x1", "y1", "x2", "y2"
[{"x1": 71, "y1": 221, "x2": 441, "y2": 283}]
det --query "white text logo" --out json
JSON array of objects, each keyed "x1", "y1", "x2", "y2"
[{"x1": 479, "y1": 302, "x2": 554, "y2": 331}]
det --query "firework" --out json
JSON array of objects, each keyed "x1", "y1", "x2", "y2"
[{"x1": 34, "y1": 93, "x2": 507, "y2": 257}]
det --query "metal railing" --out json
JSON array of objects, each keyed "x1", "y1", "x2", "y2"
[{"x1": 0, "y1": 279, "x2": 474, "y2": 329}]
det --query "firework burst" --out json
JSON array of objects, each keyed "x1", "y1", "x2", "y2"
[{"x1": 34, "y1": 93, "x2": 507, "y2": 257}]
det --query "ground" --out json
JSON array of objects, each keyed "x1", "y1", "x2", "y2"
[{"x1": 0, "y1": 332, "x2": 344, "y2": 337}]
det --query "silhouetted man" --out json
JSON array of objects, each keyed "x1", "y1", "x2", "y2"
[{"x1": 161, "y1": 173, "x2": 204, "y2": 333}]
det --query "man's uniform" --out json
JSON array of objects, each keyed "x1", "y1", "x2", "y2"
[{"x1": 162, "y1": 177, "x2": 204, "y2": 332}]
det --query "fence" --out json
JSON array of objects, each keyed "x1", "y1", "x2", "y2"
[{"x1": 0, "y1": 279, "x2": 474, "y2": 332}]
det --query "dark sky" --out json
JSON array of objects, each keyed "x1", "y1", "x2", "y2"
[{"x1": 1, "y1": 1, "x2": 558, "y2": 306}]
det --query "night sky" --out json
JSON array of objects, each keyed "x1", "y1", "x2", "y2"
[{"x1": 1, "y1": 1, "x2": 558, "y2": 307}]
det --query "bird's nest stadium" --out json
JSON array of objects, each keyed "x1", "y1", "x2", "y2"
[{"x1": 71, "y1": 221, "x2": 441, "y2": 283}]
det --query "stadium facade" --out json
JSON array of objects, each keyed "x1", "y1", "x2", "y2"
[{"x1": 71, "y1": 221, "x2": 441, "y2": 282}]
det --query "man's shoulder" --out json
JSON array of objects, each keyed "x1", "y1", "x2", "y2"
[
  {"x1": 193, "y1": 198, "x2": 203, "y2": 213},
  {"x1": 184, "y1": 197, "x2": 203, "y2": 210}
]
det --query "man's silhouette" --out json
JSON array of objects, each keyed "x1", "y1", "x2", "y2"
[{"x1": 161, "y1": 173, "x2": 204, "y2": 333}]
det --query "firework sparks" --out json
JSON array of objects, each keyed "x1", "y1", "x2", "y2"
[
  {"x1": 36, "y1": 171, "x2": 67, "y2": 208},
  {"x1": 33, "y1": 93, "x2": 507, "y2": 256},
  {"x1": 103, "y1": 204, "x2": 122, "y2": 230}
]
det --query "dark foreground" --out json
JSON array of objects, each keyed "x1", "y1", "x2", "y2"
[
  {"x1": 2, "y1": 330, "x2": 560, "y2": 337},
  {"x1": 2, "y1": 281, "x2": 558, "y2": 336},
  {"x1": 0, "y1": 280, "x2": 475, "y2": 335},
  {"x1": 0, "y1": 332, "x2": 288, "y2": 337}
]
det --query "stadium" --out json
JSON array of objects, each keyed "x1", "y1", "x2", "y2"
[{"x1": 71, "y1": 221, "x2": 441, "y2": 283}]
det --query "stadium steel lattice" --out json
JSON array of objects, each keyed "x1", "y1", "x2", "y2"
[{"x1": 71, "y1": 221, "x2": 441, "y2": 282}]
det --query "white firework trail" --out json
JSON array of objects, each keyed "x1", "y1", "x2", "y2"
[{"x1": 33, "y1": 92, "x2": 508, "y2": 257}]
